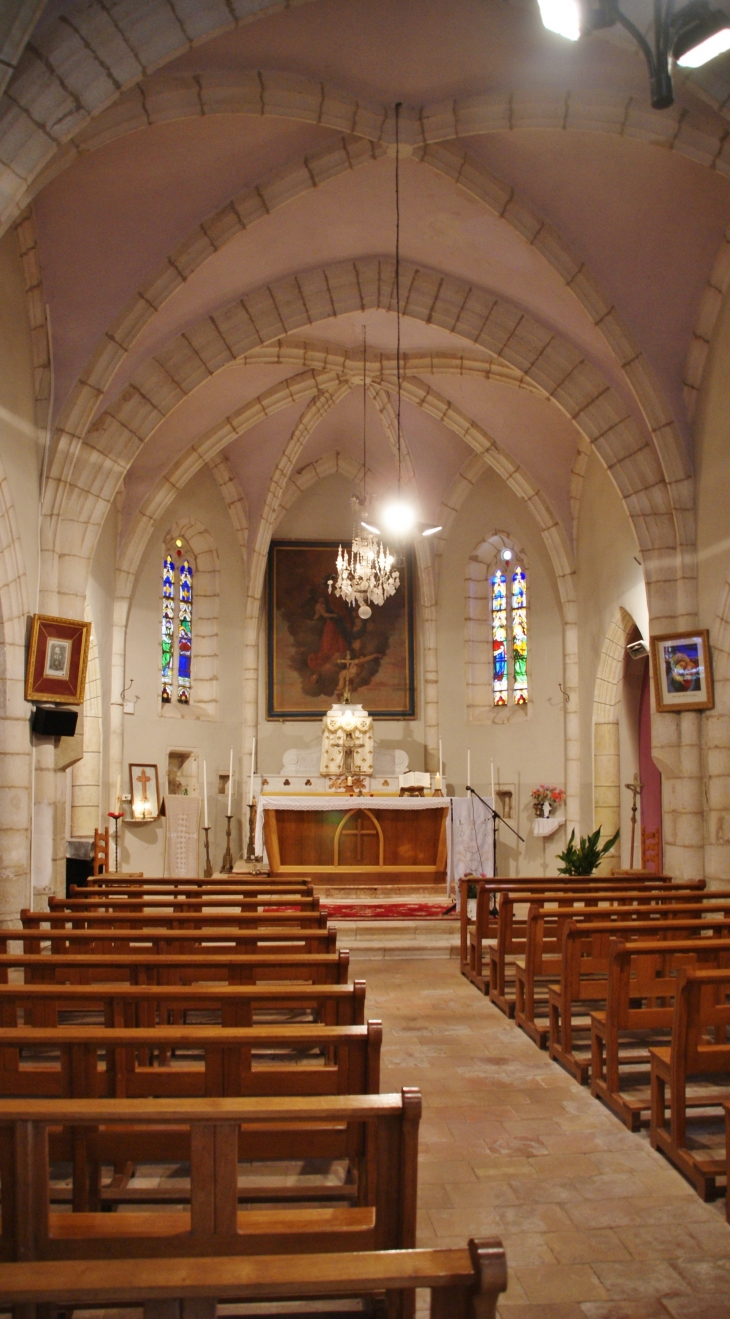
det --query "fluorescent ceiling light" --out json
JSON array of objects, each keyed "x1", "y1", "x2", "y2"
[
  {"x1": 361, "y1": 520, "x2": 381, "y2": 535},
  {"x1": 538, "y1": 0, "x2": 581, "y2": 40},
  {"x1": 676, "y1": 22, "x2": 730, "y2": 63},
  {"x1": 421, "y1": 524, "x2": 442, "y2": 537}
]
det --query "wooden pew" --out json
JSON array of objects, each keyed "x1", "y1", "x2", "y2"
[
  {"x1": 9, "y1": 926, "x2": 339, "y2": 958},
  {"x1": 0, "y1": 1090, "x2": 420, "y2": 1261},
  {"x1": 58, "y1": 892, "x2": 320, "y2": 913},
  {"x1": 0, "y1": 1238, "x2": 508, "y2": 1319},
  {"x1": 0, "y1": 1019, "x2": 382, "y2": 1098},
  {"x1": 591, "y1": 937, "x2": 730, "y2": 1129},
  {"x1": 0, "y1": 948, "x2": 351, "y2": 987},
  {"x1": 23, "y1": 907, "x2": 327, "y2": 933},
  {"x1": 84, "y1": 874, "x2": 307, "y2": 890},
  {"x1": 460, "y1": 876, "x2": 698, "y2": 994},
  {"x1": 488, "y1": 890, "x2": 717, "y2": 1018},
  {"x1": 0, "y1": 978, "x2": 367, "y2": 1028},
  {"x1": 515, "y1": 896, "x2": 730, "y2": 1049},
  {"x1": 650, "y1": 965, "x2": 730, "y2": 1199},
  {"x1": 548, "y1": 913, "x2": 730, "y2": 1083}
]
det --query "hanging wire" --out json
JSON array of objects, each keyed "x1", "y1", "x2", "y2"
[
  {"x1": 394, "y1": 101, "x2": 402, "y2": 498},
  {"x1": 362, "y1": 324, "x2": 367, "y2": 506}
]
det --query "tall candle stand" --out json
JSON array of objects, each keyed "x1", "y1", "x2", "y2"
[
  {"x1": 220, "y1": 815, "x2": 234, "y2": 873},
  {"x1": 108, "y1": 811, "x2": 124, "y2": 874},
  {"x1": 202, "y1": 826, "x2": 213, "y2": 879},
  {"x1": 246, "y1": 797, "x2": 257, "y2": 863}
]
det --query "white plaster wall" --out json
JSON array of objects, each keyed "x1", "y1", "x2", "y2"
[
  {"x1": 260, "y1": 473, "x2": 428, "y2": 777},
  {"x1": 120, "y1": 470, "x2": 245, "y2": 876},
  {"x1": 437, "y1": 466, "x2": 565, "y2": 877},
  {"x1": 576, "y1": 452, "x2": 648, "y2": 836},
  {"x1": 88, "y1": 503, "x2": 118, "y2": 820}
]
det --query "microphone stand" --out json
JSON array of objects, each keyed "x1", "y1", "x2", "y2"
[{"x1": 466, "y1": 785, "x2": 525, "y2": 914}]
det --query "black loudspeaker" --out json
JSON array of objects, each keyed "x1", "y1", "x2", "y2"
[{"x1": 32, "y1": 706, "x2": 78, "y2": 737}]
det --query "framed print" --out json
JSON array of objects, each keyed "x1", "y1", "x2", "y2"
[
  {"x1": 650, "y1": 630, "x2": 714, "y2": 712},
  {"x1": 267, "y1": 540, "x2": 415, "y2": 719},
  {"x1": 25, "y1": 614, "x2": 91, "y2": 705},
  {"x1": 129, "y1": 763, "x2": 161, "y2": 820}
]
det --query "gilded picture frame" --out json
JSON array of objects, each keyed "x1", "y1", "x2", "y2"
[
  {"x1": 267, "y1": 540, "x2": 415, "y2": 719},
  {"x1": 25, "y1": 614, "x2": 91, "y2": 705},
  {"x1": 129, "y1": 763, "x2": 161, "y2": 821},
  {"x1": 650, "y1": 629, "x2": 714, "y2": 712}
]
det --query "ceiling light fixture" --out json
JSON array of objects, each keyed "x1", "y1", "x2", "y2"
[
  {"x1": 537, "y1": 0, "x2": 730, "y2": 107},
  {"x1": 330, "y1": 326, "x2": 399, "y2": 618}
]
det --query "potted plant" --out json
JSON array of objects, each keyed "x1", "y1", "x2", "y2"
[{"x1": 556, "y1": 826, "x2": 620, "y2": 876}]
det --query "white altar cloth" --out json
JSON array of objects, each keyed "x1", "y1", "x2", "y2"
[
  {"x1": 255, "y1": 794, "x2": 449, "y2": 861},
  {"x1": 449, "y1": 796, "x2": 494, "y2": 899}
]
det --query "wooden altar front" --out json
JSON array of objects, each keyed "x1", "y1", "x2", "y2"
[{"x1": 263, "y1": 801, "x2": 449, "y2": 888}]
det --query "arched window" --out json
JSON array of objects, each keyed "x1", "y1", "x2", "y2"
[
  {"x1": 161, "y1": 546, "x2": 194, "y2": 704},
  {"x1": 466, "y1": 533, "x2": 529, "y2": 720}
]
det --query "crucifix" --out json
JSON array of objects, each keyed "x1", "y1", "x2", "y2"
[
  {"x1": 136, "y1": 767, "x2": 152, "y2": 818},
  {"x1": 624, "y1": 773, "x2": 643, "y2": 870},
  {"x1": 336, "y1": 650, "x2": 356, "y2": 703}
]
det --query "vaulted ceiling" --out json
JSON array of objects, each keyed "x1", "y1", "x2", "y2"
[{"x1": 7, "y1": 0, "x2": 730, "y2": 579}]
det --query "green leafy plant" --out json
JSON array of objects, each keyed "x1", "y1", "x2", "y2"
[{"x1": 556, "y1": 826, "x2": 620, "y2": 876}]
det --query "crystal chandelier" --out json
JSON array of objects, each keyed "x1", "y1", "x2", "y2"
[
  {"x1": 330, "y1": 527, "x2": 400, "y2": 620},
  {"x1": 330, "y1": 327, "x2": 400, "y2": 619}
]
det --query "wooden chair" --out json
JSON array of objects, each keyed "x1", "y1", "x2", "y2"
[
  {"x1": 0, "y1": 1019, "x2": 382, "y2": 1100},
  {"x1": 591, "y1": 937, "x2": 730, "y2": 1129},
  {"x1": 0, "y1": 1090, "x2": 420, "y2": 1262},
  {"x1": 650, "y1": 965, "x2": 730, "y2": 1198},
  {"x1": 642, "y1": 826, "x2": 662, "y2": 873},
  {"x1": 92, "y1": 826, "x2": 109, "y2": 876},
  {"x1": 0, "y1": 1238, "x2": 508, "y2": 1319},
  {"x1": 0, "y1": 948, "x2": 351, "y2": 988}
]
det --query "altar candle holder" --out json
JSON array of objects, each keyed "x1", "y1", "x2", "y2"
[
  {"x1": 220, "y1": 815, "x2": 234, "y2": 873},
  {"x1": 245, "y1": 798, "x2": 257, "y2": 863},
  {"x1": 107, "y1": 811, "x2": 124, "y2": 874},
  {"x1": 202, "y1": 826, "x2": 213, "y2": 879}
]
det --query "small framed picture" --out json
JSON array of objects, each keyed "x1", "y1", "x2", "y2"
[
  {"x1": 25, "y1": 614, "x2": 91, "y2": 705},
  {"x1": 129, "y1": 763, "x2": 160, "y2": 820},
  {"x1": 650, "y1": 630, "x2": 714, "y2": 712}
]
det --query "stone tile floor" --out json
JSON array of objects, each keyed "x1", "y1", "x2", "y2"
[{"x1": 351, "y1": 955, "x2": 730, "y2": 1319}]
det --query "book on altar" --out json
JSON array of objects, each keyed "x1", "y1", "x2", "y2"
[{"x1": 399, "y1": 771, "x2": 431, "y2": 790}]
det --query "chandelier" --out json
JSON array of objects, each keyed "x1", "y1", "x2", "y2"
[
  {"x1": 330, "y1": 327, "x2": 400, "y2": 618},
  {"x1": 330, "y1": 528, "x2": 400, "y2": 620}
]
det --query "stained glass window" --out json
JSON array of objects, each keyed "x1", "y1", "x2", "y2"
[
  {"x1": 161, "y1": 554, "x2": 175, "y2": 703},
  {"x1": 177, "y1": 558, "x2": 193, "y2": 705},
  {"x1": 161, "y1": 548, "x2": 194, "y2": 704},
  {"x1": 490, "y1": 559, "x2": 528, "y2": 705},
  {"x1": 492, "y1": 571, "x2": 508, "y2": 706},
  {"x1": 512, "y1": 567, "x2": 527, "y2": 704}
]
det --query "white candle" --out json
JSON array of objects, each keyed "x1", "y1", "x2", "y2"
[
  {"x1": 467, "y1": 750, "x2": 471, "y2": 793},
  {"x1": 203, "y1": 760, "x2": 208, "y2": 828},
  {"x1": 491, "y1": 759, "x2": 495, "y2": 806},
  {"x1": 228, "y1": 749, "x2": 233, "y2": 814},
  {"x1": 439, "y1": 739, "x2": 443, "y2": 783},
  {"x1": 249, "y1": 736, "x2": 256, "y2": 806}
]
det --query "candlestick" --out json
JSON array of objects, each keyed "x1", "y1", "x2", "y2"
[
  {"x1": 227, "y1": 748, "x2": 233, "y2": 814},
  {"x1": 439, "y1": 738, "x2": 443, "y2": 784},
  {"x1": 202, "y1": 825, "x2": 213, "y2": 879},
  {"x1": 221, "y1": 814, "x2": 234, "y2": 873},
  {"x1": 249, "y1": 736, "x2": 256, "y2": 806},
  {"x1": 467, "y1": 749, "x2": 471, "y2": 793},
  {"x1": 203, "y1": 760, "x2": 209, "y2": 829},
  {"x1": 246, "y1": 796, "x2": 257, "y2": 862}
]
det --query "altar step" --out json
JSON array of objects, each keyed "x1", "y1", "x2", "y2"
[{"x1": 327, "y1": 919, "x2": 459, "y2": 960}]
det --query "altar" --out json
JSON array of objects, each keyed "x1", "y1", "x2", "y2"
[{"x1": 257, "y1": 795, "x2": 449, "y2": 888}]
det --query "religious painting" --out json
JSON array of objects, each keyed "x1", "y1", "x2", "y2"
[
  {"x1": 25, "y1": 614, "x2": 91, "y2": 705},
  {"x1": 129, "y1": 763, "x2": 161, "y2": 820},
  {"x1": 267, "y1": 541, "x2": 415, "y2": 719},
  {"x1": 650, "y1": 630, "x2": 714, "y2": 712}
]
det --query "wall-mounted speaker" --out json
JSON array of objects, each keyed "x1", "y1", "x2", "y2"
[{"x1": 32, "y1": 706, "x2": 78, "y2": 738}]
